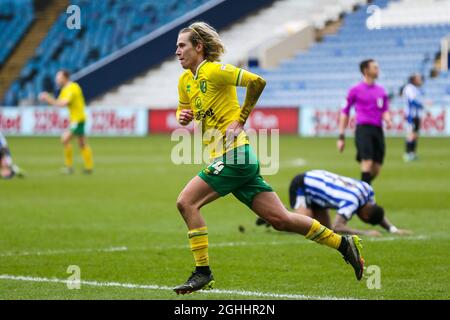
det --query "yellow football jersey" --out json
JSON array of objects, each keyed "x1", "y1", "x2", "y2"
[
  {"x1": 58, "y1": 82, "x2": 87, "y2": 123},
  {"x1": 177, "y1": 60, "x2": 257, "y2": 159}
]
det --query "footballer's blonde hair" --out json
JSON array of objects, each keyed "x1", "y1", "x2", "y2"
[{"x1": 180, "y1": 21, "x2": 225, "y2": 62}]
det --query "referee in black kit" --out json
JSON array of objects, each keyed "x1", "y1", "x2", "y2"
[{"x1": 337, "y1": 59, "x2": 393, "y2": 185}]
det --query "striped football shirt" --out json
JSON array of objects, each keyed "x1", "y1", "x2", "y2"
[{"x1": 291, "y1": 170, "x2": 375, "y2": 220}]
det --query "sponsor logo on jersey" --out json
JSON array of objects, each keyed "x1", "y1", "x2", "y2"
[
  {"x1": 195, "y1": 97, "x2": 202, "y2": 110},
  {"x1": 195, "y1": 107, "x2": 215, "y2": 121},
  {"x1": 200, "y1": 80, "x2": 207, "y2": 93}
]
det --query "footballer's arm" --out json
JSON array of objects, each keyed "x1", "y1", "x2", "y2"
[
  {"x1": 39, "y1": 92, "x2": 69, "y2": 108},
  {"x1": 333, "y1": 215, "x2": 382, "y2": 237},
  {"x1": 176, "y1": 107, "x2": 193, "y2": 126},
  {"x1": 379, "y1": 216, "x2": 413, "y2": 235},
  {"x1": 238, "y1": 72, "x2": 266, "y2": 124},
  {"x1": 225, "y1": 71, "x2": 266, "y2": 142}
]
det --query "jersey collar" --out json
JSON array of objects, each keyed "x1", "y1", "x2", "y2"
[{"x1": 193, "y1": 60, "x2": 208, "y2": 80}]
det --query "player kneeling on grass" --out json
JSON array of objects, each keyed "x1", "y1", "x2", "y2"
[
  {"x1": 173, "y1": 21, "x2": 366, "y2": 295},
  {"x1": 0, "y1": 131, "x2": 24, "y2": 179},
  {"x1": 39, "y1": 70, "x2": 94, "y2": 174},
  {"x1": 258, "y1": 170, "x2": 411, "y2": 236}
]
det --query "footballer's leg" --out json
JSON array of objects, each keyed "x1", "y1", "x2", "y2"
[
  {"x1": 0, "y1": 147, "x2": 24, "y2": 179},
  {"x1": 315, "y1": 208, "x2": 331, "y2": 228},
  {"x1": 252, "y1": 192, "x2": 364, "y2": 280},
  {"x1": 411, "y1": 129, "x2": 419, "y2": 160},
  {"x1": 77, "y1": 135, "x2": 94, "y2": 174},
  {"x1": 174, "y1": 176, "x2": 220, "y2": 294},
  {"x1": 294, "y1": 207, "x2": 332, "y2": 229},
  {"x1": 0, "y1": 133, "x2": 14, "y2": 179},
  {"x1": 372, "y1": 162, "x2": 382, "y2": 180},
  {"x1": 61, "y1": 130, "x2": 74, "y2": 174},
  {"x1": 0, "y1": 148, "x2": 13, "y2": 179},
  {"x1": 360, "y1": 159, "x2": 374, "y2": 185}
]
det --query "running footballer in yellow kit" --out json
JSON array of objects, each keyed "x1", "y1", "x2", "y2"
[
  {"x1": 39, "y1": 70, "x2": 94, "y2": 174},
  {"x1": 173, "y1": 22, "x2": 366, "y2": 295}
]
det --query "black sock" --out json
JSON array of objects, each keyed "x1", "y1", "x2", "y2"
[
  {"x1": 406, "y1": 141, "x2": 414, "y2": 153},
  {"x1": 406, "y1": 141, "x2": 412, "y2": 153},
  {"x1": 196, "y1": 266, "x2": 211, "y2": 275},
  {"x1": 338, "y1": 236, "x2": 349, "y2": 255},
  {"x1": 361, "y1": 171, "x2": 372, "y2": 185},
  {"x1": 411, "y1": 140, "x2": 417, "y2": 153}
]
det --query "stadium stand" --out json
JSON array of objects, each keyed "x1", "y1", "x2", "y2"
[
  {"x1": 2, "y1": 0, "x2": 450, "y2": 108},
  {"x1": 375, "y1": 0, "x2": 450, "y2": 27},
  {"x1": 92, "y1": 0, "x2": 365, "y2": 107},
  {"x1": 93, "y1": 0, "x2": 450, "y2": 108},
  {"x1": 2, "y1": 0, "x2": 210, "y2": 106},
  {"x1": 0, "y1": 0, "x2": 34, "y2": 67},
  {"x1": 250, "y1": 0, "x2": 450, "y2": 108}
]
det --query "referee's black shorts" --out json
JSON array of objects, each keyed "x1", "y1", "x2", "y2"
[{"x1": 355, "y1": 124, "x2": 385, "y2": 164}]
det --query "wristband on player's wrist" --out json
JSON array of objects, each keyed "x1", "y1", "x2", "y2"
[
  {"x1": 389, "y1": 225, "x2": 398, "y2": 233},
  {"x1": 338, "y1": 134, "x2": 345, "y2": 140}
]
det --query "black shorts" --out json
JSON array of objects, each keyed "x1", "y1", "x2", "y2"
[
  {"x1": 355, "y1": 124, "x2": 385, "y2": 164},
  {"x1": 406, "y1": 117, "x2": 421, "y2": 133},
  {"x1": 288, "y1": 174, "x2": 324, "y2": 210}
]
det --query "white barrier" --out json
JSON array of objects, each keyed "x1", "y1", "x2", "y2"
[
  {"x1": 299, "y1": 106, "x2": 450, "y2": 137},
  {"x1": 0, "y1": 107, "x2": 148, "y2": 136},
  {"x1": 2, "y1": 105, "x2": 450, "y2": 137}
]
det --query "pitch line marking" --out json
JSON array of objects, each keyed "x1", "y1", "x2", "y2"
[
  {"x1": 0, "y1": 235, "x2": 429, "y2": 258},
  {"x1": 0, "y1": 246, "x2": 128, "y2": 257},
  {"x1": 0, "y1": 274, "x2": 358, "y2": 300}
]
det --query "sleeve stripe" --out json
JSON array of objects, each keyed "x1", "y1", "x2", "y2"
[
  {"x1": 236, "y1": 69, "x2": 243, "y2": 86},
  {"x1": 179, "y1": 101, "x2": 190, "y2": 105}
]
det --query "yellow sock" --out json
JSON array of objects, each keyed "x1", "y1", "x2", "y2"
[
  {"x1": 81, "y1": 145, "x2": 94, "y2": 170},
  {"x1": 64, "y1": 144, "x2": 73, "y2": 168},
  {"x1": 188, "y1": 227, "x2": 209, "y2": 267},
  {"x1": 306, "y1": 219, "x2": 342, "y2": 250}
]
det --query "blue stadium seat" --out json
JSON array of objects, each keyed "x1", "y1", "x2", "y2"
[
  {"x1": 3, "y1": 0, "x2": 210, "y2": 106},
  {"x1": 248, "y1": 0, "x2": 450, "y2": 108},
  {"x1": 0, "y1": 0, "x2": 34, "y2": 68}
]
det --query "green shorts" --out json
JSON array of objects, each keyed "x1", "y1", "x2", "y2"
[
  {"x1": 198, "y1": 144, "x2": 273, "y2": 209},
  {"x1": 70, "y1": 121, "x2": 85, "y2": 136}
]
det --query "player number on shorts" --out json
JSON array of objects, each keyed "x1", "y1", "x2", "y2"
[{"x1": 211, "y1": 161, "x2": 224, "y2": 175}]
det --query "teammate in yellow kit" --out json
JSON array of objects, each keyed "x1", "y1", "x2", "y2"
[
  {"x1": 173, "y1": 22, "x2": 365, "y2": 295},
  {"x1": 39, "y1": 70, "x2": 94, "y2": 174}
]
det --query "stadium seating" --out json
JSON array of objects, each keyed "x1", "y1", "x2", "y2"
[
  {"x1": 376, "y1": 0, "x2": 450, "y2": 27},
  {"x1": 2, "y1": 0, "x2": 209, "y2": 106},
  {"x1": 3, "y1": 0, "x2": 450, "y2": 107},
  {"x1": 92, "y1": 0, "x2": 366, "y2": 107},
  {"x1": 250, "y1": 0, "x2": 450, "y2": 108},
  {"x1": 0, "y1": 0, "x2": 34, "y2": 67},
  {"x1": 94, "y1": 0, "x2": 450, "y2": 108}
]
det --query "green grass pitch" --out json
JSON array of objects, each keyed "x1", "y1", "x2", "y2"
[{"x1": 0, "y1": 136, "x2": 449, "y2": 299}]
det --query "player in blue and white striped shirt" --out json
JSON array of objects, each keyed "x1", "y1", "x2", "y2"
[
  {"x1": 287, "y1": 170, "x2": 410, "y2": 236},
  {"x1": 402, "y1": 74, "x2": 426, "y2": 162}
]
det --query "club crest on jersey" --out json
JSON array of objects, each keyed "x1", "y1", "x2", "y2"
[
  {"x1": 377, "y1": 97, "x2": 384, "y2": 108},
  {"x1": 195, "y1": 96, "x2": 202, "y2": 110},
  {"x1": 200, "y1": 80, "x2": 207, "y2": 93},
  {"x1": 186, "y1": 84, "x2": 191, "y2": 93}
]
